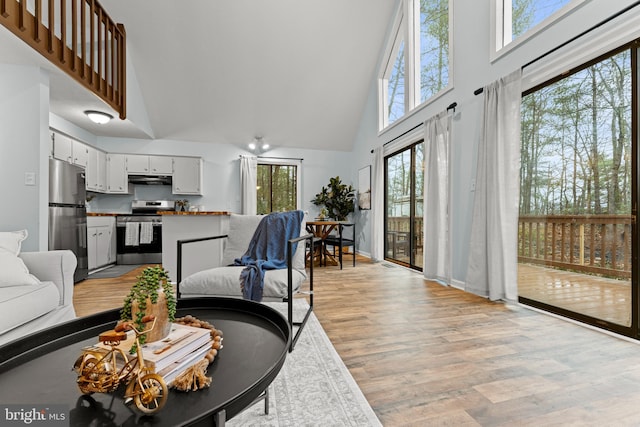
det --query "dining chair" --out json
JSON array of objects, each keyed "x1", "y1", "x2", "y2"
[{"x1": 322, "y1": 223, "x2": 355, "y2": 269}]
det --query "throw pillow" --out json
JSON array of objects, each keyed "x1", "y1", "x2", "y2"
[
  {"x1": 221, "y1": 214, "x2": 264, "y2": 265},
  {"x1": 0, "y1": 252, "x2": 40, "y2": 287},
  {"x1": 0, "y1": 229, "x2": 28, "y2": 255}
]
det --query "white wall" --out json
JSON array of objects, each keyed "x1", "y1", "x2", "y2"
[
  {"x1": 0, "y1": 64, "x2": 50, "y2": 251},
  {"x1": 350, "y1": 0, "x2": 640, "y2": 286}
]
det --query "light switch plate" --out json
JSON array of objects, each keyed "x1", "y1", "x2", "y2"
[{"x1": 25, "y1": 172, "x2": 36, "y2": 186}]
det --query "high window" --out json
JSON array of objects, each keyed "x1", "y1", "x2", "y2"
[
  {"x1": 419, "y1": 0, "x2": 449, "y2": 104},
  {"x1": 494, "y1": 0, "x2": 585, "y2": 53},
  {"x1": 256, "y1": 160, "x2": 301, "y2": 214},
  {"x1": 379, "y1": 0, "x2": 450, "y2": 130}
]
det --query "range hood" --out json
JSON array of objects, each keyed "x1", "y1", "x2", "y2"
[{"x1": 128, "y1": 175, "x2": 172, "y2": 185}]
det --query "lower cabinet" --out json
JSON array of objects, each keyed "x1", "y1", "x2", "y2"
[{"x1": 88, "y1": 217, "x2": 116, "y2": 271}]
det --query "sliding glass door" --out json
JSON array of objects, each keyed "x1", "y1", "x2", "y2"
[
  {"x1": 518, "y1": 43, "x2": 637, "y2": 336},
  {"x1": 385, "y1": 142, "x2": 424, "y2": 270}
]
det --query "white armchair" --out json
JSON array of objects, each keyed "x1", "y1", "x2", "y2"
[{"x1": 177, "y1": 213, "x2": 314, "y2": 351}]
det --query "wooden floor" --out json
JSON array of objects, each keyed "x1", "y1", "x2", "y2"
[
  {"x1": 75, "y1": 258, "x2": 640, "y2": 426},
  {"x1": 518, "y1": 263, "x2": 631, "y2": 326}
]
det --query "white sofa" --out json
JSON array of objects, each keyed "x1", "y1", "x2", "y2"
[{"x1": 0, "y1": 250, "x2": 77, "y2": 346}]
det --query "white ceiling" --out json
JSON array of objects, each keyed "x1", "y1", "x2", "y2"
[{"x1": 1, "y1": 1, "x2": 398, "y2": 151}]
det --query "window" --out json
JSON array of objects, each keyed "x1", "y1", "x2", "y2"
[
  {"x1": 381, "y1": 13, "x2": 406, "y2": 129},
  {"x1": 387, "y1": 39, "x2": 406, "y2": 125},
  {"x1": 256, "y1": 160, "x2": 301, "y2": 214},
  {"x1": 379, "y1": 0, "x2": 451, "y2": 131},
  {"x1": 419, "y1": 0, "x2": 449, "y2": 103},
  {"x1": 495, "y1": 0, "x2": 585, "y2": 52}
]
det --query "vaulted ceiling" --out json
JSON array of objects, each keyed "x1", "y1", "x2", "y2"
[{"x1": 0, "y1": 1, "x2": 398, "y2": 151}]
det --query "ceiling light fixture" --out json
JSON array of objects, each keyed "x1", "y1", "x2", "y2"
[
  {"x1": 84, "y1": 110, "x2": 113, "y2": 124},
  {"x1": 248, "y1": 136, "x2": 271, "y2": 153}
]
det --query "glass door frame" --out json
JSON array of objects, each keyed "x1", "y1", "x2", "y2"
[
  {"x1": 384, "y1": 140, "x2": 424, "y2": 271},
  {"x1": 518, "y1": 41, "x2": 639, "y2": 340}
]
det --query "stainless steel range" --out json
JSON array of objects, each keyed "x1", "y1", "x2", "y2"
[{"x1": 116, "y1": 200, "x2": 175, "y2": 264}]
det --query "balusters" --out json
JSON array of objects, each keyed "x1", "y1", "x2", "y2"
[
  {"x1": 0, "y1": 0, "x2": 126, "y2": 119},
  {"x1": 34, "y1": 0, "x2": 40, "y2": 41}
]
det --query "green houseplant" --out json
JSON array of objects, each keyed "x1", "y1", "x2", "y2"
[
  {"x1": 121, "y1": 266, "x2": 176, "y2": 349},
  {"x1": 311, "y1": 176, "x2": 355, "y2": 221}
]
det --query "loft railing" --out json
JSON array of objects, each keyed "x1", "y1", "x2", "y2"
[
  {"x1": 518, "y1": 215, "x2": 632, "y2": 279},
  {"x1": 0, "y1": 0, "x2": 126, "y2": 119}
]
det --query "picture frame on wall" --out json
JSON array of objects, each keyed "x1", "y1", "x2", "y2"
[{"x1": 358, "y1": 165, "x2": 371, "y2": 210}]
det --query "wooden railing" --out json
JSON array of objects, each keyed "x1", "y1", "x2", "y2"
[
  {"x1": 386, "y1": 216, "x2": 423, "y2": 259},
  {"x1": 518, "y1": 215, "x2": 633, "y2": 279},
  {"x1": 0, "y1": 0, "x2": 126, "y2": 119}
]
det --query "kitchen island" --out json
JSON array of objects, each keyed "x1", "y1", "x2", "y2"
[{"x1": 160, "y1": 211, "x2": 230, "y2": 283}]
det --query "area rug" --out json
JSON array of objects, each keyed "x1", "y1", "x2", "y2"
[
  {"x1": 88, "y1": 264, "x2": 143, "y2": 279},
  {"x1": 228, "y1": 300, "x2": 381, "y2": 427}
]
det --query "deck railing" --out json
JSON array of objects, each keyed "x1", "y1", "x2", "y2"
[
  {"x1": 386, "y1": 216, "x2": 423, "y2": 259},
  {"x1": 518, "y1": 215, "x2": 632, "y2": 279},
  {"x1": 0, "y1": 0, "x2": 126, "y2": 119}
]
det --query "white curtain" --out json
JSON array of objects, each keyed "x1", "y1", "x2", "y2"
[
  {"x1": 240, "y1": 155, "x2": 257, "y2": 215},
  {"x1": 423, "y1": 110, "x2": 451, "y2": 283},
  {"x1": 466, "y1": 69, "x2": 522, "y2": 301},
  {"x1": 371, "y1": 147, "x2": 385, "y2": 261}
]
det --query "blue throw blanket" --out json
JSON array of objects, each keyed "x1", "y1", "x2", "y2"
[{"x1": 234, "y1": 210, "x2": 304, "y2": 301}]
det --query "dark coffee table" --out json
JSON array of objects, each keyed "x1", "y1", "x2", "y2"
[{"x1": 0, "y1": 297, "x2": 290, "y2": 426}]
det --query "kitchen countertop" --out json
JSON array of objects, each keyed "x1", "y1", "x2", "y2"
[
  {"x1": 159, "y1": 211, "x2": 230, "y2": 216},
  {"x1": 87, "y1": 211, "x2": 231, "y2": 216}
]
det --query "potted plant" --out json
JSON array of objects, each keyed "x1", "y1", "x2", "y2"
[
  {"x1": 311, "y1": 176, "x2": 355, "y2": 221},
  {"x1": 121, "y1": 266, "x2": 176, "y2": 348},
  {"x1": 175, "y1": 199, "x2": 189, "y2": 211}
]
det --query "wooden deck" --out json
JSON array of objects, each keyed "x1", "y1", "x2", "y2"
[{"x1": 518, "y1": 263, "x2": 631, "y2": 327}]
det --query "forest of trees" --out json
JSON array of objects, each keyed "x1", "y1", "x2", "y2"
[
  {"x1": 520, "y1": 49, "x2": 632, "y2": 216},
  {"x1": 256, "y1": 164, "x2": 297, "y2": 214},
  {"x1": 385, "y1": 1, "x2": 633, "y2": 219},
  {"x1": 386, "y1": 143, "x2": 424, "y2": 218},
  {"x1": 386, "y1": 0, "x2": 449, "y2": 124}
]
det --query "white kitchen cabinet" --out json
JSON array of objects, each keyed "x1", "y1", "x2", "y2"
[
  {"x1": 87, "y1": 217, "x2": 115, "y2": 271},
  {"x1": 172, "y1": 157, "x2": 203, "y2": 195},
  {"x1": 52, "y1": 132, "x2": 73, "y2": 163},
  {"x1": 72, "y1": 140, "x2": 89, "y2": 167},
  {"x1": 87, "y1": 147, "x2": 108, "y2": 192},
  {"x1": 96, "y1": 150, "x2": 107, "y2": 192},
  {"x1": 106, "y1": 153, "x2": 131, "y2": 194},
  {"x1": 52, "y1": 132, "x2": 88, "y2": 167},
  {"x1": 126, "y1": 154, "x2": 173, "y2": 175},
  {"x1": 150, "y1": 156, "x2": 174, "y2": 174}
]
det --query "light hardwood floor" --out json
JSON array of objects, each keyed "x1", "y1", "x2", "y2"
[{"x1": 75, "y1": 257, "x2": 640, "y2": 426}]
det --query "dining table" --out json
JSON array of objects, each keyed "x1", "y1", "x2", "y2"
[{"x1": 306, "y1": 220, "x2": 352, "y2": 266}]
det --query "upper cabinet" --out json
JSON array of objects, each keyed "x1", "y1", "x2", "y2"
[
  {"x1": 106, "y1": 154, "x2": 131, "y2": 194},
  {"x1": 125, "y1": 155, "x2": 173, "y2": 175},
  {"x1": 87, "y1": 147, "x2": 107, "y2": 192},
  {"x1": 50, "y1": 130, "x2": 203, "y2": 195},
  {"x1": 172, "y1": 157, "x2": 203, "y2": 195},
  {"x1": 52, "y1": 132, "x2": 88, "y2": 167}
]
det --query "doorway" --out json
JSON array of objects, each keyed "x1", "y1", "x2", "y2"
[
  {"x1": 518, "y1": 43, "x2": 638, "y2": 337},
  {"x1": 385, "y1": 141, "x2": 424, "y2": 270}
]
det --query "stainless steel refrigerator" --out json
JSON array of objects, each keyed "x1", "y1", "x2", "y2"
[{"x1": 49, "y1": 158, "x2": 88, "y2": 282}]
